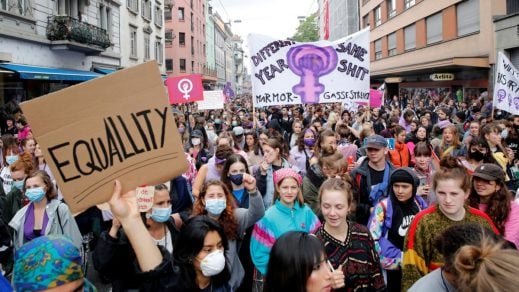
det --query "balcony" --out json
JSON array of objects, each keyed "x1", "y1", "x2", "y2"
[
  {"x1": 46, "y1": 16, "x2": 111, "y2": 55},
  {"x1": 165, "y1": 0, "x2": 174, "y2": 9}
]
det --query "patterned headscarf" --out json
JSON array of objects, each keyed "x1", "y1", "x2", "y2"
[
  {"x1": 13, "y1": 235, "x2": 96, "y2": 292},
  {"x1": 273, "y1": 168, "x2": 302, "y2": 186}
]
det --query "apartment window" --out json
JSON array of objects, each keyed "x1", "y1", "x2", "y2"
[
  {"x1": 144, "y1": 32, "x2": 150, "y2": 60},
  {"x1": 155, "y1": 39, "x2": 163, "y2": 64},
  {"x1": 457, "y1": 0, "x2": 480, "y2": 37},
  {"x1": 165, "y1": 30, "x2": 173, "y2": 46},
  {"x1": 180, "y1": 59, "x2": 186, "y2": 72},
  {"x1": 127, "y1": 0, "x2": 138, "y2": 13},
  {"x1": 375, "y1": 39, "x2": 382, "y2": 60},
  {"x1": 191, "y1": 61, "x2": 195, "y2": 73},
  {"x1": 141, "y1": 0, "x2": 151, "y2": 20},
  {"x1": 404, "y1": 0, "x2": 415, "y2": 9},
  {"x1": 165, "y1": 8, "x2": 171, "y2": 20},
  {"x1": 363, "y1": 15, "x2": 370, "y2": 28},
  {"x1": 1, "y1": 0, "x2": 6, "y2": 10},
  {"x1": 426, "y1": 13, "x2": 442, "y2": 45},
  {"x1": 191, "y1": 36, "x2": 194, "y2": 55},
  {"x1": 179, "y1": 32, "x2": 185, "y2": 46},
  {"x1": 166, "y1": 59, "x2": 173, "y2": 71},
  {"x1": 190, "y1": 12, "x2": 194, "y2": 32},
  {"x1": 388, "y1": 32, "x2": 396, "y2": 56},
  {"x1": 155, "y1": 5, "x2": 163, "y2": 27},
  {"x1": 387, "y1": 0, "x2": 396, "y2": 19},
  {"x1": 404, "y1": 24, "x2": 416, "y2": 51},
  {"x1": 374, "y1": 6, "x2": 381, "y2": 26},
  {"x1": 99, "y1": 5, "x2": 113, "y2": 39},
  {"x1": 178, "y1": 7, "x2": 184, "y2": 20},
  {"x1": 130, "y1": 26, "x2": 137, "y2": 58}
]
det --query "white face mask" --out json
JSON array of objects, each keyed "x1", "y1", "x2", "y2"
[
  {"x1": 199, "y1": 249, "x2": 226, "y2": 277},
  {"x1": 191, "y1": 138, "x2": 201, "y2": 146}
]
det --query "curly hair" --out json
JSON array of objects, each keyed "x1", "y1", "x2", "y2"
[
  {"x1": 468, "y1": 178, "x2": 511, "y2": 234},
  {"x1": 10, "y1": 153, "x2": 35, "y2": 174},
  {"x1": 192, "y1": 180, "x2": 239, "y2": 241}
]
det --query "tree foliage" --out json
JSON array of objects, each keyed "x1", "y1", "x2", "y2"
[{"x1": 292, "y1": 13, "x2": 318, "y2": 42}]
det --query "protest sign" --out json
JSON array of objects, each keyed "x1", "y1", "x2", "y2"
[
  {"x1": 198, "y1": 90, "x2": 225, "y2": 110},
  {"x1": 370, "y1": 89, "x2": 383, "y2": 107},
  {"x1": 136, "y1": 186, "x2": 155, "y2": 212},
  {"x1": 494, "y1": 51, "x2": 519, "y2": 115},
  {"x1": 166, "y1": 74, "x2": 204, "y2": 104},
  {"x1": 248, "y1": 28, "x2": 370, "y2": 107},
  {"x1": 21, "y1": 61, "x2": 188, "y2": 213}
]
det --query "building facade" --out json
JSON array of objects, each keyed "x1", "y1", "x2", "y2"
[
  {"x1": 0, "y1": 0, "x2": 120, "y2": 102},
  {"x1": 230, "y1": 35, "x2": 245, "y2": 95},
  {"x1": 120, "y1": 0, "x2": 165, "y2": 73},
  {"x1": 318, "y1": 0, "x2": 360, "y2": 41},
  {"x1": 164, "y1": 0, "x2": 210, "y2": 83},
  {"x1": 360, "y1": 0, "x2": 506, "y2": 100},
  {"x1": 204, "y1": 2, "x2": 216, "y2": 89},
  {"x1": 212, "y1": 12, "x2": 227, "y2": 89},
  {"x1": 494, "y1": 0, "x2": 519, "y2": 70}
]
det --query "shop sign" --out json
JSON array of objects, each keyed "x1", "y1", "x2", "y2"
[{"x1": 430, "y1": 73, "x2": 454, "y2": 81}]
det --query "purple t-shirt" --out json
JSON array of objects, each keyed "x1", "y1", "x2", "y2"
[{"x1": 23, "y1": 203, "x2": 49, "y2": 242}]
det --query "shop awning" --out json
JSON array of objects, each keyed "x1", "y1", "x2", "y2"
[
  {"x1": 93, "y1": 67, "x2": 117, "y2": 75},
  {"x1": 0, "y1": 63, "x2": 102, "y2": 81}
]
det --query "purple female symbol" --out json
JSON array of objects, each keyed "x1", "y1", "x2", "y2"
[
  {"x1": 497, "y1": 89, "x2": 506, "y2": 103},
  {"x1": 287, "y1": 44, "x2": 338, "y2": 104}
]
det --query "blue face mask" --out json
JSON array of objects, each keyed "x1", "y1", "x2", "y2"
[
  {"x1": 6, "y1": 155, "x2": 18, "y2": 165},
  {"x1": 25, "y1": 187, "x2": 46, "y2": 203},
  {"x1": 13, "y1": 180, "x2": 24, "y2": 190},
  {"x1": 205, "y1": 199, "x2": 226, "y2": 216},
  {"x1": 229, "y1": 173, "x2": 244, "y2": 185},
  {"x1": 150, "y1": 206, "x2": 172, "y2": 223}
]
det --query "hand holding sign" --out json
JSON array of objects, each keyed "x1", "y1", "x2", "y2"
[{"x1": 21, "y1": 62, "x2": 188, "y2": 213}]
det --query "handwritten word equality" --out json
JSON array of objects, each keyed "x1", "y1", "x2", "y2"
[
  {"x1": 251, "y1": 40, "x2": 296, "y2": 67},
  {"x1": 48, "y1": 107, "x2": 170, "y2": 183}
]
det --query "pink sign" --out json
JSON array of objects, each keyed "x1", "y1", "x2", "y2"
[
  {"x1": 165, "y1": 75, "x2": 204, "y2": 104},
  {"x1": 370, "y1": 89, "x2": 383, "y2": 107}
]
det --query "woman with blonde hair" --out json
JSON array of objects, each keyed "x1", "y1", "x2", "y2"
[
  {"x1": 434, "y1": 125, "x2": 465, "y2": 159},
  {"x1": 455, "y1": 232, "x2": 519, "y2": 292}
]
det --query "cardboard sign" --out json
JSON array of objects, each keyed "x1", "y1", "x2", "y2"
[
  {"x1": 165, "y1": 75, "x2": 204, "y2": 104},
  {"x1": 21, "y1": 61, "x2": 188, "y2": 213},
  {"x1": 136, "y1": 186, "x2": 155, "y2": 212},
  {"x1": 248, "y1": 28, "x2": 370, "y2": 107},
  {"x1": 197, "y1": 90, "x2": 225, "y2": 110}
]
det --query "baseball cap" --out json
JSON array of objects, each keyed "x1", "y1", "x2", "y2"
[
  {"x1": 473, "y1": 164, "x2": 505, "y2": 181},
  {"x1": 191, "y1": 129, "x2": 203, "y2": 138},
  {"x1": 233, "y1": 126, "x2": 244, "y2": 136},
  {"x1": 365, "y1": 135, "x2": 387, "y2": 149}
]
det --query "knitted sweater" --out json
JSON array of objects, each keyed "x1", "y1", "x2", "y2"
[
  {"x1": 401, "y1": 205, "x2": 498, "y2": 291},
  {"x1": 250, "y1": 199, "x2": 320, "y2": 275},
  {"x1": 314, "y1": 223, "x2": 386, "y2": 292}
]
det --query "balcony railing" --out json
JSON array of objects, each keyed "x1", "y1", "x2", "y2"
[{"x1": 47, "y1": 16, "x2": 111, "y2": 49}]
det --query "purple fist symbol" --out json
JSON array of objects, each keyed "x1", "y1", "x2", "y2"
[
  {"x1": 287, "y1": 45, "x2": 338, "y2": 104},
  {"x1": 497, "y1": 89, "x2": 506, "y2": 103}
]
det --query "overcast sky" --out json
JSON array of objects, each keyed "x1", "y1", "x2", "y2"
[
  {"x1": 211, "y1": 0, "x2": 317, "y2": 40},
  {"x1": 210, "y1": 0, "x2": 318, "y2": 72}
]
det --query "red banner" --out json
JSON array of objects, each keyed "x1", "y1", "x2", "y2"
[
  {"x1": 323, "y1": 0, "x2": 329, "y2": 40},
  {"x1": 165, "y1": 75, "x2": 204, "y2": 104}
]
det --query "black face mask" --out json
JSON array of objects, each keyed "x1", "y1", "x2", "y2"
[{"x1": 469, "y1": 150, "x2": 485, "y2": 161}]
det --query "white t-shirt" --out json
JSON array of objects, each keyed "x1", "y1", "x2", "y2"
[{"x1": 1, "y1": 166, "x2": 12, "y2": 194}]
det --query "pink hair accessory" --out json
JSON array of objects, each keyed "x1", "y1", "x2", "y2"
[{"x1": 273, "y1": 168, "x2": 302, "y2": 186}]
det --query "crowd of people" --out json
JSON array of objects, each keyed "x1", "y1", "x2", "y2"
[{"x1": 1, "y1": 91, "x2": 519, "y2": 291}]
